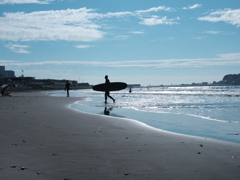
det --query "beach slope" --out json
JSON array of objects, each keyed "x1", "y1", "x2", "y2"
[{"x1": 0, "y1": 92, "x2": 240, "y2": 180}]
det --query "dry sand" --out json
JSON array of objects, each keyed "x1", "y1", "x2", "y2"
[{"x1": 0, "y1": 91, "x2": 240, "y2": 180}]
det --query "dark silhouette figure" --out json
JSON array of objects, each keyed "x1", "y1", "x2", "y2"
[
  {"x1": 104, "y1": 107, "x2": 113, "y2": 115},
  {"x1": 104, "y1": 107, "x2": 110, "y2": 115},
  {"x1": 1, "y1": 86, "x2": 11, "y2": 97},
  {"x1": 104, "y1": 75, "x2": 115, "y2": 103},
  {"x1": 65, "y1": 80, "x2": 71, "y2": 97}
]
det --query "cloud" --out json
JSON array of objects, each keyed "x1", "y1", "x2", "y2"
[
  {"x1": 0, "y1": 60, "x2": 16, "y2": 63},
  {"x1": 135, "y1": 6, "x2": 174, "y2": 13},
  {"x1": 104, "y1": 11, "x2": 132, "y2": 18},
  {"x1": 0, "y1": 8, "x2": 105, "y2": 42},
  {"x1": 129, "y1": 31, "x2": 145, "y2": 34},
  {"x1": 113, "y1": 35, "x2": 129, "y2": 40},
  {"x1": 193, "y1": 36, "x2": 205, "y2": 40},
  {"x1": 0, "y1": 5, "x2": 180, "y2": 42},
  {"x1": 183, "y1": 4, "x2": 202, "y2": 10},
  {"x1": 0, "y1": 0, "x2": 54, "y2": 4},
  {"x1": 76, "y1": 45, "x2": 93, "y2": 49},
  {"x1": 217, "y1": 53, "x2": 240, "y2": 60},
  {"x1": 5, "y1": 44, "x2": 30, "y2": 53},
  {"x1": 139, "y1": 15, "x2": 179, "y2": 26},
  {"x1": 198, "y1": 8, "x2": 240, "y2": 27},
  {"x1": 204, "y1": 31, "x2": 221, "y2": 34},
  {"x1": 4, "y1": 53, "x2": 240, "y2": 68}
]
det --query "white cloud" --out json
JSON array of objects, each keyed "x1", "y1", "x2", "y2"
[
  {"x1": 183, "y1": 4, "x2": 202, "y2": 10},
  {"x1": 114, "y1": 35, "x2": 129, "y2": 40},
  {"x1": 0, "y1": 6, "x2": 179, "y2": 42},
  {"x1": 217, "y1": 53, "x2": 240, "y2": 60},
  {"x1": 198, "y1": 8, "x2": 240, "y2": 27},
  {"x1": 0, "y1": 8, "x2": 106, "y2": 42},
  {"x1": 129, "y1": 31, "x2": 144, "y2": 34},
  {"x1": 204, "y1": 31, "x2": 221, "y2": 34},
  {"x1": 104, "y1": 11, "x2": 132, "y2": 18},
  {"x1": 76, "y1": 45, "x2": 93, "y2": 49},
  {"x1": 135, "y1": 6, "x2": 174, "y2": 13},
  {"x1": 4, "y1": 53, "x2": 240, "y2": 68},
  {"x1": 0, "y1": 0, "x2": 54, "y2": 4},
  {"x1": 5, "y1": 44, "x2": 30, "y2": 53},
  {"x1": 139, "y1": 15, "x2": 179, "y2": 26},
  {"x1": 0, "y1": 60, "x2": 16, "y2": 63}
]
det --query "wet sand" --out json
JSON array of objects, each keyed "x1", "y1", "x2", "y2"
[{"x1": 0, "y1": 91, "x2": 240, "y2": 180}]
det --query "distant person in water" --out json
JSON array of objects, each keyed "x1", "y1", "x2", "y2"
[
  {"x1": 105, "y1": 75, "x2": 115, "y2": 103},
  {"x1": 65, "y1": 80, "x2": 71, "y2": 97}
]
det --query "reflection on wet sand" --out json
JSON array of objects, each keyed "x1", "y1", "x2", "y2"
[{"x1": 104, "y1": 107, "x2": 112, "y2": 115}]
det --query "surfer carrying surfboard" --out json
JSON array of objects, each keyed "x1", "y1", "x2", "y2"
[{"x1": 105, "y1": 75, "x2": 115, "y2": 103}]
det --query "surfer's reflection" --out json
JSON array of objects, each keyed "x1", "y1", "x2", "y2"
[{"x1": 104, "y1": 107, "x2": 113, "y2": 115}]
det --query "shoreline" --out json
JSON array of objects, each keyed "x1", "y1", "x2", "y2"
[
  {"x1": 72, "y1": 105, "x2": 240, "y2": 145},
  {"x1": 71, "y1": 100, "x2": 240, "y2": 144},
  {"x1": 1, "y1": 91, "x2": 240, "y2": 179}
]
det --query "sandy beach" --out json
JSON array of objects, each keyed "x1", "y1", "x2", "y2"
[{"x1": 0, "y1": 91, "x2": 240, "y2": 180}]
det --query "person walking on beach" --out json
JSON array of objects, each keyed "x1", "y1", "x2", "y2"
[
  {"x1": 65, "y1": 80, "x2": 71, "y2": 97},
  {"x1": 105, "y1": 75, "x2": 115, "y2": 103}
]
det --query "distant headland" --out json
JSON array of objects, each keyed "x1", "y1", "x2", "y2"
[
  {"x1": 153, "y1": 73, "x2": 240, "y2": 88},
  {"x1": 222, "y1": 74, "x2": 240, "y2": 85}
]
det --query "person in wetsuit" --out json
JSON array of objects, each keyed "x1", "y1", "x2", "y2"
[
  {"x1": 65, "y1": 80, "x2": 71, "y2": 97},
  {"x1": 104, "y1": 75, "x2": 115, "y2": 103}
]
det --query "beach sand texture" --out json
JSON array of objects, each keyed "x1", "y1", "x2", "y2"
[{"x1": 0, "y1": 91, "x2": 240, "y2": 180}]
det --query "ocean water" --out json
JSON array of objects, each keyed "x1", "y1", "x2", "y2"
[{"x1": 49, "y1": 86, "x2": 240, "y2": 143}]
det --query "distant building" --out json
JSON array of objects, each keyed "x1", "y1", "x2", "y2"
[
  {"x1": 0, "y1": 66, "x2": 15, "y2": 78},
  {"x1": 0, "y1": 66, "x2": 5, "y2": 77},
  {"x1": 29, "y1": 78, "x2": 91, "y2": 89},
  {"x1": 5, "y1": 70, "x2": 15, "y2": 78},
  {"x1": 34, "y1": 79, "x2": 77, "y2": 86},
  {"x1": 78, "y1": 83, "x2": 90, "y2": 86}
]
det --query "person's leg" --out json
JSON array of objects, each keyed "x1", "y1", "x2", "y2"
[
  {"x1": 105, "y1": 92, "x2": 107, "y2": 103},
  {"x1": 67, "y1": 89, "x2": 69, "y2": 96},
  {"x1": 108, "y1": 95, "x2": 115, "y2": 103}
]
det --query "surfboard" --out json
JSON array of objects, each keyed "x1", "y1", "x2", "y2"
[{"x1": 92, "y1": 82, "x2": 127, "y2": 92}]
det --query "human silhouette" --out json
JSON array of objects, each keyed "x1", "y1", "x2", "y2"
[
  {"x1": 104, "y1": 107, "x2": 110, "y2": 115},
  {"x1": 1, "y1": 86, "x2": 11, "y2": 97},
  {"x1": 65, "y1": 80, "x2": 71, "y2": 97},
  {"x1": 104, "y1": 75, "x2": 115, "y2": 103}
]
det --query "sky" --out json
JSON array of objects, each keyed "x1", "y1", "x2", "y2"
[{"x1": 0, "y1": 0, "x2": 240, "y2": 86}]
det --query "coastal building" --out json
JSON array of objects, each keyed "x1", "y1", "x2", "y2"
[
  {"x1": 0, "y1": 66, "x2": 15, "y2": 78},
  {"x1": 32, "y1": 79, "x2": 88, "y2": 89},
  {"x1": 5, "y1": 70, "x2": 15, "y2": 78},
  {"x1": 0, "y1": 66, "x2": 92, "y2": 89},
  {"x1": 0, "y1": 66, "x2": 5, "y2": 78},
  {"x1": 78, "y1": 83, "x2": 91, "y2": 89},
  {"x1": 0, "y1": 76, "x2": 35, "y2": 87},
  {"x1": 34, "y1": 79, "x2": 78, "y2": 86}
]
